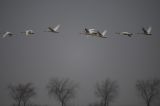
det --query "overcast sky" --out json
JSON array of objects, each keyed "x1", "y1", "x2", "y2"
[{"x1": 0, "y1": 0, "x2": 160, "y2": 106}]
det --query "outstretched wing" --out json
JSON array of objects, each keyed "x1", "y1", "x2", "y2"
[
  {"x1": 97, "y1": 31, "x2": 107, "y2": 38},
  {"x1": 85, "y1": 28, "x2": 89, "y2": 33},
  {"x1": 142, "y1": 27, "x2": 147, "y2": 34},
  {"x1": 53, "y1": 24, "x2": 60, "y2": 31},
  {"x1": 147, "y1": 27, "x2": 152, "y2": 34},
  {"x1": 97, "y1": 31, "x2": 102, "y2": 36},
  {"x1": 102, "y1": 30, "x2": 107, "y2": 36},
  {"x1": 88, "y1": 29, "x2": 96, "y2": 34},
  {"x1": 48, "y1": 27, "x2": 54, "y2": 32},
  {"x1": 25, "y1": 30, "x2": 29, "y2": 36},
  {"x1": 2, "y1": 32, "x2": 9, "y2": 38}
]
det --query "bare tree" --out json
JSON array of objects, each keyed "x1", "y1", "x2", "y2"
[
  {"x1": 47, "y1": 78, "x2": 78, "y2": 106},
  {"x1": 136, "y1": 79, "x2": 160, "y2": 106},
  {"x1": 8, "y1": 83, "x2": 36, "y2": 106},
  {"x1": 95, "y1": 78, "x2": 119, "y2": 106}
]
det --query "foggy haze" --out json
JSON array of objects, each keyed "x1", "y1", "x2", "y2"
[{"x1": 0, "y1": 0, "x2": 160, "y2": 106}]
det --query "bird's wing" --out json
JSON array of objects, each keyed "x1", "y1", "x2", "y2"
[
  {"x1": 48, "y1": 27, "x2": 54, "y2": 32},
  {"x1": 102, "y1": 30, "x2": 107, "y2": 36},
  {"x1": 142, "y1": 27, "x2": 147, "y2": 34},
  {"x1": 88, "y1": 29, "x2": 96, "y2": 34},
  {"x1": 122, "y1": 32, "x2": 128, "y2": 34},
  {"x1": 147, "y1": 27, "x2": 152, "y2": 34},
  {"x1": 25, "y1": 30, "x2": 29, "y2": 36},
  {"x1": 85, "y1": 28, "x2": 89, "y2": 33},
  {"x1": 2, "y1": 32, "x2": 9, "y2": 38},
  {"x1": 53, "y1": 24, "x2": 60, "y2": 31},
  {"x1": 98, "y1": 30, "x2": 107, "y2": 38},
  {"x1": 96, "y1": 31, "x2": 103, "y2": 37}
]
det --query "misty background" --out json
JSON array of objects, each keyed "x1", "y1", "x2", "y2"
[{"x1": 0, "y1": 0, "x2": 160, "y2": 106}]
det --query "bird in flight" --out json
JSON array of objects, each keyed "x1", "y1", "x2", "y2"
[
  {"x1": 46, "y1": 24, "x2": 61, "y2": 33},
  {"x1": 142, "y1": 26, "x2": 152, "y2": 35},
  {"x1": 84, "y1": 28, "x2": 97, "y2": 35},
  {"x1": 97, "y1": 30, "x2": 108, "y2": 38},
  {"x1": 135, "y1": 26, "x2": 152, "y2": 36},
  {"x1": 81, "y1": 28, "x2": 108, "y2": 38},
  {"x1": 116, "y1": 32, "x2": 133, "y2": 37},
  {"x1": 21, "y1": 30, "x2": 35, "y2": 36},
  {"x1": 81, "y1": 28, "x2": 98, "y2": 37},
  {"x1": 1, "y1": 32, "x2": 15, "y2": 38}
]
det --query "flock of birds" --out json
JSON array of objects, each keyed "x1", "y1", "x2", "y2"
[
  {"x1": 0, "y1": 24, "x2": 152, "y2": 38},
  {"x1": 0, "y1": 24, "x2": 61, "y2": 38},
  {"x1": 83, "y1": 26, "x2": 152, "y2": 38}
]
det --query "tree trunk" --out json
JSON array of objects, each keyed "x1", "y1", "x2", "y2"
[
  {"x1": 104, "y1": 98, "x2": 109, "y2": 106},
  {"x1": 61, "y1": 101, "x2": 65, "y2": 106},
  {"x1": 106, "y1": 101, "x2": 109, "y2": 106},
  {"x1": 104, "y1": 100, "x2": 107, "y2": 106},
  {"x1": 18, "y1": 100, "x2": 21, "y2": 106},
  {"x1": 104, "y1": 100, "x2": 109, "y2": 106},
  {"x1": 23, "y1": 102, "x2": 26, "y2": 106},
  {"x1": 147, "y1": 102, "x2": 150, "y2": 106}
]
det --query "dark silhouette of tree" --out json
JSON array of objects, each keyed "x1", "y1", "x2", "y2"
[
  {"x1": 95, "y1": 78, "x2": 119, "y2": 106},
  {"x1": 136, "y1": 79, "x2": 160, "y2": 106},
  {"x1": 47, "y1": 78, "x2": 78, "y2": 106},
  {"x1": 8, "y1": 83, "x2": 36, "y2": 106}
]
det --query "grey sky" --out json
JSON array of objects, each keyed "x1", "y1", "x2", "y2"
[{"x1": 0, "y1": 0, "x2": 160, "y2": 106}]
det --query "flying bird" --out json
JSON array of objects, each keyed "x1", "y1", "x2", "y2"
[
  {"x1": 46, "y1": 24, "x2": 61, "y2": 33},
  {"x1": 82, "y1": 28, "x2": 108, "y2": 38},
  {"x1": 135, "y1": 26, "x2": 152, "y2": 36},
  {"x1": 81, "y1": 28, "x2": 97, "y2": 36},
  {"x1": 116, "y1": 32, "x2": 133, "y2": 37},
  {"x1": 142, "y1": 26, "x2": 152, "y2": 35},
  {"x1": 1, "y1": 32, "x2": 15, "y2": 38},
  {"x1": 86, "y1": 28, "x2": 97, "y2": 34},
  {"x1": 97, "y1": 30, "x2": 108, "y2": 38},
  {"x1": 21, "y1": 30, "x2": 35, "y2": 36}
]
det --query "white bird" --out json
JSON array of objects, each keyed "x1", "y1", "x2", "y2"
[
  {"x1": 21, "y1": 30, "x2": 35, "y2": 36},
  {"x1": 2, "y1": 32, "x2": 15, "y2": 38},
  {"x1": 88, "y1": 29, "x2": 96, "y2": 34},
  {"x1": 47, "y1": 24, "x2": 61, "y2": 33},
  {"x1": 142, "y1": 26, "x2": 152, "y2": 35},
  {"x1": 97, "y1": 30, "x2": 108, "y2": 38},
  {"x1": 116, "y1": 32, "x2": 133, "y2": 37},
  {"x1": 81, "y1": 28, "x2": 97, "y2": 36}
]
